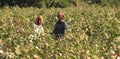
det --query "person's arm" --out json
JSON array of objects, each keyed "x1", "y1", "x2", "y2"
[{"x1": 64, "y1": 22, "x2": 69, "y2": 30}]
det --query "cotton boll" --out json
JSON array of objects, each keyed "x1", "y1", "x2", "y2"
[
  {"x1": 118, "y1": 46, "x2": 120, "y2": 48},
  {"x1": 117, "y1": 56, "x2": 120, "y2": 59},
  {"x1": 0, "y1": 50, "x2": 3, "y2": 54},
  {"x1": 110, "y1": 50, "x2": 115, "y2": 54},
  {"x1": 35, "y1": 46, "x2": 39, "y2": 49},
  {"x1": 29, "y1": 40, "x2": 33, "y2": 43}
]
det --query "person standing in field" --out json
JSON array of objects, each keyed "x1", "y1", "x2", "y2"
[
  {"x1": 54, "y1": 12, "x2": 69, "y2": 40},
  {"x1": 30, "y1": 16, "x2": 45, "y2": 38}
]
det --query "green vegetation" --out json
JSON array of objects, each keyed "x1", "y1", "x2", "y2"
[
  {"x1": 0, "y1": 0, "x2": 120, "y2": 8},
  {"x1": 0, "y1": 2, "x2": 120, "y2": 59},
  {"x1": 0, "y1": 0, "x2": 76, "y2": 8}
]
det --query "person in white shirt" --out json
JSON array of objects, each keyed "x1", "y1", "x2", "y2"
[{"x1": 30, "y1": 16, "x2": 44, "y2": 39}]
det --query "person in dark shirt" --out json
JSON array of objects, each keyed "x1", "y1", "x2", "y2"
[{"x1": 54, "y1": 12, "x2": 69, "y2": 40}]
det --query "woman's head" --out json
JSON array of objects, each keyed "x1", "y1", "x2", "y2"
[
  {"x1": 36, "y1": 16, "x2": 43, "y2": 26},
  {"x1": 57, "y1": 12, "x2": 64, "y2": 21}
]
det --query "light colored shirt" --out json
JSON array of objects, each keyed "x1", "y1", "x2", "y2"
[{"x1": 31, "y1": 23, "x2": 45, "y2": 37}]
